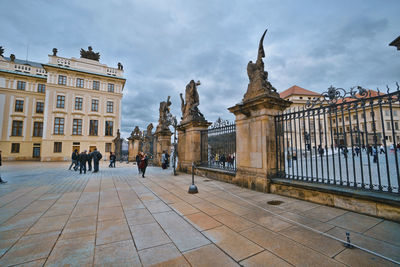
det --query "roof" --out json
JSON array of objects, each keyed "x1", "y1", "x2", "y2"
[
  {"x1": 279, "y1": 85, "x2": 320, "y2": 99},
  {"x1": 336, "y1": 89, "x2": 385, "y2": 104},
  {"x1": 3, "y1": 57, "x2": 44, "y2": 68},
  {"x1": 389, "y1": 35, "x2": 400, "y2": 50},
  {"x1": 42, "y1": 63, "x2": 126, "y2": 81}
]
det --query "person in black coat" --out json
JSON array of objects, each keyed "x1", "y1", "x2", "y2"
[
  {"x1": 68, "y1": 149, "x2": 79, "y2": 171},
  {"x1": 109, "y1": 152, "x2": 116, "y2": 168},
  {"x1": 79, "y1": 150, "x2": 87, "y2": 174},
  {"x1": 135, "y1": 153, "x2": 141, "y2": 173},
  {"x1": 91, "y1": 148, "x2": 102, "y2": 173},
  {"x1": 87, "y1": 150, "x2": 93, "y2": 171},
  {"x1": 0, "y1": 150, "x2": 7, "y2": 183}
]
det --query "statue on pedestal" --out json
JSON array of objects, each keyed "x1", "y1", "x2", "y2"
[
  {"x1": 243, "y1": 29, "x2": 278, "y2": 101},
  {"x1": 113, "y1": 129, "x2": 123, "y2": 160},
  {"x1": 130, "y1": 126, "x2": 142, "y2": 139},
  {"x1": 156, "y1": 96, "x2": 172, "y2": 133},
  {"x1": 180, "y1": 80, "x2": 205, "y2": 123},
  {"x1": 80, "y1": 46, "x2": 100, "y2": 61}
]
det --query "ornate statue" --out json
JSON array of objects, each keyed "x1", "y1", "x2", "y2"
[
  {"x1": 243, "y1": 29, "x2": 278, "y2": 101},
  {"x1": 180, "y1": 80, "x2": 205, "y2": 123},
  {"x1": 131, "y1": 126, "x2": 142, "y2": 139},
  {"x1": 156, "y1": 96, "x2": 172, "y2": 132},
  {"x1": 52, "y1": 48, "x2": 58, "y2": 56},
  {"x1": 80, "y1": 46, "x2": 100, "y2": 61},
  {"x1": 117, "y1": 62, "x2": 123, "y2": 70},
  {"x1": 10, "y1": 54, "x2": 15, "y2": 62},
  {"x1": 146, "y1": 123, "x2": 153, "y2": 137},
  {"x1": 0, "y1": 46, "x2": 4, "y2": 57},
  {"x1": 113, "y1": 129, "x2": 123, "y2": 160}
]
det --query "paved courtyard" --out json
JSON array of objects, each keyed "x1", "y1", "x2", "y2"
[{"x1": 0, "y1": 162, "x2": 399, "y2": 266}]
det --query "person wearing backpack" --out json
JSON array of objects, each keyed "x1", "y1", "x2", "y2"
[{"x1": 92, "y1": 148, "x2": 102, "y2": 173}]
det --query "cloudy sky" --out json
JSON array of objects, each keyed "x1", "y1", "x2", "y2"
[{"x1": 1, "y1": 0, "x2": 399, "y2": 137}]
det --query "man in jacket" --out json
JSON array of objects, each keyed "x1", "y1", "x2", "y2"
[
  {"x1": 135, "y1": 153, "x2": 141, "y2": 173},
  {"x1": 68, "y1": 149, "x2": 79, "y2": 171},
  {"x1": 0, "y1": 150, "x2": 7, "y2": 183},
  {"x1": 87, "y1": 150, "x2": 93, "y2": 171},
  {"x1": 109, "y1": 152, "x2": 116, "y2": 168},
  {"x1": 92, "y1": 148, "x2": 102, "y2": 173},
  {"x1": 79, "y1": 150, "x2": 87, "y2": 174}
]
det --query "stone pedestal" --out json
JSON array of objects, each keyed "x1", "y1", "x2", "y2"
[
  {"x1": 177, "y1": 120, "x2": 211, "y2": 173},
  {"x1": 154, "y1": 130, "x2": 172, "y2": 166},
  {"x1": 228, "y1": 93, "x2": 290, "y2": 192},
  {"x1": 128, "y1": 137, "x2": 142, "y2": 162}
]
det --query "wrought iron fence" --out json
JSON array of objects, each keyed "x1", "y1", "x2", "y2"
[
  {"x1": 275, "y1": 84, "x2": 400, "y2": 194},
  {"x1": 200, "y1": 118, "x2": 236, "y2": 172}
]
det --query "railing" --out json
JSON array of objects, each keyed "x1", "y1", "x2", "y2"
[
  {"x1": 200, "y1": 119, "x2": 236, "y2": 172},
  {"x1": 275, "y1": 84, "x2": 400, "y2": 194}
]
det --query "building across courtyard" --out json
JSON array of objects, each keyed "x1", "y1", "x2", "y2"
[{"x1": 0, "y1": 46, "x2": 126, "y2": 161}]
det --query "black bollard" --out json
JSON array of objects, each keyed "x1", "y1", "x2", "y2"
[{"x1": 188, "y1": 162, "x2": 198, "y2": 194}]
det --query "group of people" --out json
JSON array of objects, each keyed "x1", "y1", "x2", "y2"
[
  {"x1": 135, "y1": 152, "x2": 149, "y2": 178},
  {"x1": 210, "y1": 153, "x2": 235, "y2": 168},
  {"x1": 68, "y1": 148, "x2": 103, "y2": 174}
]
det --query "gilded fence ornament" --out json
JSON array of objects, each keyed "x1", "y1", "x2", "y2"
[{"x1": 180, "y1": 80, "x2": 205, "y2": 123}]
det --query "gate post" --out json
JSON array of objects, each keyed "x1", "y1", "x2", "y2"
[
  {"x1": 155, "y1": 129, "x2": 172, "y2": 166},
  {"x1": 228, "y1": 29, "x2": 291, "y2": 192},
  {"x1": 177, "y1": 121, "x2": 211, "y2": 173}
]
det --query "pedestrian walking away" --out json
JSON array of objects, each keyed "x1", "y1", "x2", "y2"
[
  {"x1": 79, "y1": 150, "x2": 88, "y2": 174},
  {"x1": 136, "y1": 153, "x2": 141, "y2": 174},
  {"x1": 139, "y1": 153, "x2": 148, "y2": 178},
  {"x1": 68, "y1": 149, "x2": 79, "y2": 171},
  {"x1": 87, "y1": 150, "x2": 93, "y2": 171},
  {"x1": 161, "y1": 151, "x2": 167, "y2": 169},
  {"x1": 92, "y1": 148, "x2": 102, "y2": 172},
  {"x1": 0, "y1": 150, "x2": 8, "y2": 183},
  {"x1": 109, "y1": 152, "x2": 116, "y2": 168}
]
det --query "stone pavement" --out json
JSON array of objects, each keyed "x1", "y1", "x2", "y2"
[{"x1": 0, "y1": 162, "x2": 399, "y2": 266}]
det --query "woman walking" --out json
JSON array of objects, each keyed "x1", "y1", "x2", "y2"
[{"x1": 139, "y1": 153, "x2": 148, "y2": 178}]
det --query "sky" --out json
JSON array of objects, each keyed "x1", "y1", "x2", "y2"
[{"x1": 1, "y1": 0, "x2": 399, "y2": 138}]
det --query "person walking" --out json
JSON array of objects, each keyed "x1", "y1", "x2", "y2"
[
  {"x1": 139, "y1": 153, "x2": 148, "y2": 178},
  {"x1": 79, "y1": 150, "x2": 87, "y2": 174},
  {"x1": 161, "y1": 151, "x2": 167, "y2": 169},
  {"x1": 0, "y1": 150, "x2": 8, "y2": 184},
  {"x1": 68, "y1": 149, "x2": 79, "y2": 170},
  {"x1": 92, "y1": 148, "x2": 102, "y2": 173},
  {"x1": 372, "y1": 146, "x2": 378, "y2": 163},
  {"x1": 109, "y1": 152, "x2": 116, "y2": 168},
  {"x1": 87, "y1": 150, "x2": 93, "y2": 171},
  {"x1": 135, "y1": 153, "x2": 141, "y2": 174}
]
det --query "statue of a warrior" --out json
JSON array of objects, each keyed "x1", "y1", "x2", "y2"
[
  {"x1": 243, "y1": 29, "x2": 278, "y2": 101},
  {"x1": 157, "y1": 96, "x2": 172, "y2": 132},
  {"x1": 180, "y1": 80, "x2": 205, "y2": 123}
]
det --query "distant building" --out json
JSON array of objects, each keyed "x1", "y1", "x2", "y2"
[{"x1": 0, "y1": 47, "x2": 126, "y2": 161}]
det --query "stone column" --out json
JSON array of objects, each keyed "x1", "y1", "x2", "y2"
[
  {"x1": 228, "y1": 94, "x2": 290, "y2": 192},
  {"x1": 128, "y1": 137, "x2": 141, "y2": 161},
  {"x1": 177, "y1": 120, "x2": 211, "y2": 173},
  {"x1": 154, "y1": 129, "x2": 172, "y2": 166}
]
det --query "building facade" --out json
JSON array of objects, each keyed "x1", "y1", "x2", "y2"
[{"x1": 0, "y1": 47, "x2": 125, "y2": 161}]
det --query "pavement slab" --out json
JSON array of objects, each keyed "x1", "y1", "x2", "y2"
[{"x1": 0, "y1": 162, "x2": 399, "y2": 266}]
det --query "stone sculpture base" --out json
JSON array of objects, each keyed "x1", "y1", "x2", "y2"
[
  {"x1": 155, "y1": 130, "x2": 172, "y2": 167},
  {"x1": 128, "y1": 138, "x2": 142, "y2": 162},
  {"x1": 177, "y1": 120, "x2": 211, "y2": 173},
  {"x1": 228, "y1": 93, "x2": 290, "y2": 192}
]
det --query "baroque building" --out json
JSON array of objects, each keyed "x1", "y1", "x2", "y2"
[{"x1": 0, "y1": 47, "x2": 126, "y2": 161}]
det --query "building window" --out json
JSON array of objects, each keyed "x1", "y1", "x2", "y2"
[
  {"x1": 76, "y1": 78, "x2": 84, "y2": 88},
  {"x1": 91, "y1": 99, "x2": 99, "y2": 112},
  {"x1": 75, "y1": 97, "x2": 83, "y2": 110},
  {"x1": 56, "y1": 95, "x2": 65, "y2": 108},
  {"x1": 72, "y1": 119, "x2": 82, "y2": 135},
  {"x1": 33, "y1": 122, "x2": 43, "y2": 137},
  {"x1": 54, "y1": 142, "x2": 62, "y2": 153},
  {"x1": 58, "y1": 75, "x2": 67, "y2": 85},
  {"x1": 107, "y1": 101, "x2": 113, "y2": 113},
  {"x1": 36, "y1": 102, "x2": 44, "y2": 113},
  {"x1": 394, "y1": 110, "x2": 398, "y2": 116},
  {"x1": 353, "y1": 115, "x2": 357, "y2": 120},
  {"x1": 17, "y1": 81, "x2": 26, "y2": 90},
  {"x1": 105, "y1": 121, "x2": 113, "y2": 136},
  {"x1": 93, "y1": 81, "x2": 100, "y2": 90},
  {"x1": 105, "y1": 143, "x2": 112, "y2": 152},
  {"x1": 11, "y1": 121, "x2": 23, "y2": 136},
  {"x1": 54, "y1": 117, "x2": 64, "y2": 135},
  {"x1": 37, "y1": 84, "x2": 46, "y2": 93},
  {"x1": 385, "y1": 110, "x2": 390, "y2": 116},
  {"x1": 345, "y1": 116, "x2": 348, "y2": 121},
  {"x1": 108, "y1": 83, "x2": 114, "y2": 92},
  {"x1": 299, "y1": 96, "x2": 303, "y2": 100},
  {"x1": 15, "y1": 100, "x2": 24, "y2": 112},
  {"x1": 11, "y1": 143, "x2": 20, "y2": 153},
  {"x1": 338, "y1": 118, "x2": 342, "y2": 123},
  {"x1": 387, "y1": 121, "x2": 391, "y2": 130},
  {"x1": 89, "y1": 120, "x2": 98, "y2": 136},
  {"x1": 396, "y1": 122, "x2": 399, "y2": 131}
]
